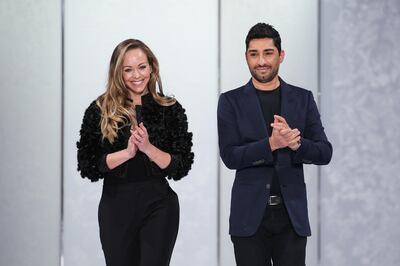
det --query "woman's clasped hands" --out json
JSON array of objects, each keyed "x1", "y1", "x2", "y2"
[{"x1": 127, "y1": 123, "x2": 152, "y2": 157}]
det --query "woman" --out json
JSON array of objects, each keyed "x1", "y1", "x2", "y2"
[{"x1": 77, "y1": 39, "x2": 194, "y2": 266}]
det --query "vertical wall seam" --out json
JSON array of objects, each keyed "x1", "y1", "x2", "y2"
[
  {"x1": 317, "y1": 0, "x2": 322, "y2": 264},
  {"x1": 60, "y1": 0, "x2": 65, "y2": 265}
]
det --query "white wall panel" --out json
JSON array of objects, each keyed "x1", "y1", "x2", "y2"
[
  {"x1": 0, "y1": 1, "x2": 62, "y2": 265},
  {"x1": 320, "y1": 0, "x2": 400, "y2": 265},
  {"x1": 219, "y1": 1, "x2": 319, "y2": 265},
  {"x1": 63, "y1": 1, "x2": 218, "y2": 265}
]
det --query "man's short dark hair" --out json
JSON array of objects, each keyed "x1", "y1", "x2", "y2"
[{"x1": 245, "y1": 23, "x2": 281, "y2": 53}]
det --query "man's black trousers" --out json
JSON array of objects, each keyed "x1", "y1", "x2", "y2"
[{"x1": 231, "y1": 204, "x2": 307, "y2": 266}]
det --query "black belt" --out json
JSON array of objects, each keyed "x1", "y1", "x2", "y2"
[{"x1": 267, "y1": 195, "x2": 282, "y2": 206}]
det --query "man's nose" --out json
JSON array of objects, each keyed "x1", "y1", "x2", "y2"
[{"x1": 258, "y1": 55, "x2": 266, "y2": 65}]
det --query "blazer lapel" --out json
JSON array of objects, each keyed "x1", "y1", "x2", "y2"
[
  {"x1": 243, "y1": 79, "x2": 269, "y2": 139},
  {"x1": 279, "y1": 78, "x2": 296, "y2": 128},
  {"x1": 278, "y1": 78, "x2": 297, "y2": 165}
]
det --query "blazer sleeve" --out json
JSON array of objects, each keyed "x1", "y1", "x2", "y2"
[
  {"x1": 292, "y1": 91, "x2": 333, "y2": 165},
  {"x1": 76, "y1": 101, "x2": 110, "y2": 182},
  {"x1": 163, "y1": 101, "x2": 194, "y2": 180},
  {"x1": 217, "y1": 93, "x2": 274, "y2": 170}
]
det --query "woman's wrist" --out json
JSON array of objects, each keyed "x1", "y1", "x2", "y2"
[
  {"x1": 143, "y1": 144, "x2": 172, "y2": 169},
  {"x1": 123, "y1": 148, "x2": 135, "y2": 159},
  {"x1": 106, "y1": 149, "x2": 134, "y2": 170},
  {"x1": 142, "y1": 143, "x2": 156, "y2": 158}
]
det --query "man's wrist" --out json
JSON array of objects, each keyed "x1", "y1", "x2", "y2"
[
  {"x1": 269, "y1": 137, "x2": 277, "y2": 151},
  {"x1": 291, "y1": 139, "x2": 301, "y2": 151}
]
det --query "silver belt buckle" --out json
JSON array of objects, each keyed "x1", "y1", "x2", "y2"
[{"x1": 268, "y1": 195, "x2": 281, "y2": 206}]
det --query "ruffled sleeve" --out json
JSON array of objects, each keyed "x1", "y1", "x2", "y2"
[
  {"x1": 76, "y1": 101, "x2": 109, "y2": 182},
  {"x1": 163, "y1": 101, "x2": 194, "y2": 180}
]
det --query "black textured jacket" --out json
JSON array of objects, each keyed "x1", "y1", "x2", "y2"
[{"x1": 77, "y1": 94, "x2": 194, "y2": 182}]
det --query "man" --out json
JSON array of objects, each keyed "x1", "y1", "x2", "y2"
[{"x1": 217, "y1": 23, "x2": 332, "y2": 266}]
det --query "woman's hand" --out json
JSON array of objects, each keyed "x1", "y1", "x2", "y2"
[
  {"x1": 131, "y1": 122, "x2": 152, "y2": 153},
  {"x1": 131, "y1": 123, "x2": 172, "y2": 168},
  {"x1": 126, "y1": 132, "x2": 138, "y2": 158},
  {"x1": 106, "y1": 130, "x2": 138, "y2": 170}
]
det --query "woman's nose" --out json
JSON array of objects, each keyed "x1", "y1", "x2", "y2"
[{"x1": 133, "y1": 69, "x2": 141, "y2": 78}]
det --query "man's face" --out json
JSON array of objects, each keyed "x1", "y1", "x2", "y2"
[{"x1": 246, "y1": 38, "x2": 284, "y2": 83}]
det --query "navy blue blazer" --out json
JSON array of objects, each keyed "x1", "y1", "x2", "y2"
[{"x1": 217, "y1": 78, "x2": 332, "y2": 237}]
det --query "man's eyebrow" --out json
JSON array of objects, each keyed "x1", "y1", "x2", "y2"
[{"x1": 247, "y1": 48, "x2": 275, "y2": 53}]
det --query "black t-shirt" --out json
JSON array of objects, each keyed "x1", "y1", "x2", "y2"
[
  {"x1": 256, "y1": 86, "x2": 282, "y2": 196},
  {"x1": 256, "y1": 86, "x2": 281, "y2": 136}
]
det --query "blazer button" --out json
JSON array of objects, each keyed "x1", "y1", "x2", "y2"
[{"x1": 266, "y1": 184, "x2": 271, "y2": 189}]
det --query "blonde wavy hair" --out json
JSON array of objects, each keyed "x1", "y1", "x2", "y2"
[{"x1": 97, "y1": 39, "x2": 176, "y2": 143}]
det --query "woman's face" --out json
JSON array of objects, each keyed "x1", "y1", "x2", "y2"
[{"x1": 122, "y1": 48, "x2": 152, "y2": 98}]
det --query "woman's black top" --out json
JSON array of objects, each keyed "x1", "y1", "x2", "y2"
[{"x1": 77, "y1": 93, "x2": 194, "y2": 185}]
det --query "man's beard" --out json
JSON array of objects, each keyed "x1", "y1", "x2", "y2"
[{"x1": 250, "y1": 65, "x2": 279, "y2": 83}]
